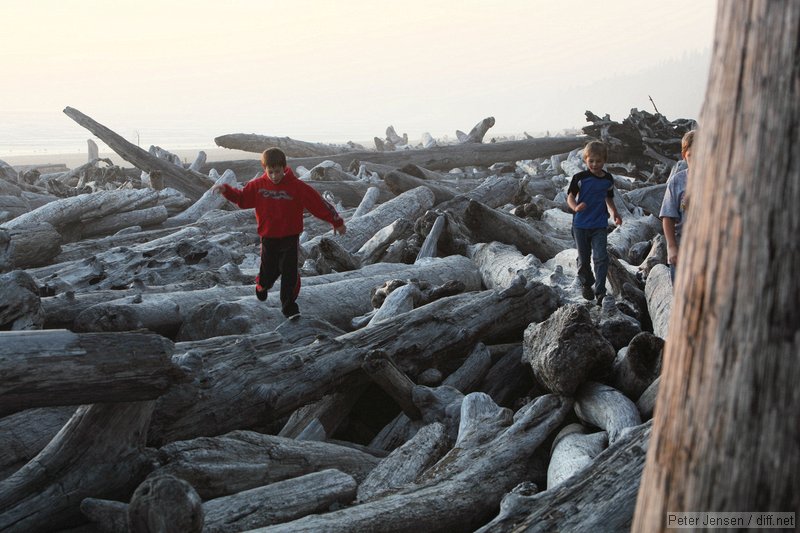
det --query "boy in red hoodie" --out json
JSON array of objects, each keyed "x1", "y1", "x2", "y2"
[{"x1": 212, "y1": 147, "x2": 346, "y2": 317}]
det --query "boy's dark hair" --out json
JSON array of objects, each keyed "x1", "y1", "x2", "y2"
[
  {"x1": 583, "y1": 140, "x2": 608, "y2": 161},
  {"x1": 261, "y1": 147, "x2": 287, "y2": 169}
]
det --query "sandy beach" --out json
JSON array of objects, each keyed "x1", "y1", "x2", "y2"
[{"x1": 2, "y1": 147, "x2": 259, "y2": 171}]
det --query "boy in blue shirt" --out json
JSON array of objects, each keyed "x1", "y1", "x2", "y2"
[
  {"x1": 659, "y1": 130, "x2": 695, "y2": 283},
  {"x1": 567, "y1": 141, "x2": 623, "y2": 304}
]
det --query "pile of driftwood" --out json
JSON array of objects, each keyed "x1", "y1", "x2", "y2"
[{"x1": 1, "y1": 107, "x2": 685, "y2": 532}]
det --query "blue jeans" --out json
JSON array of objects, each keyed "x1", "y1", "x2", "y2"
[{"x1": 573, "y1": 226, "x2": 609, "y2": 297}]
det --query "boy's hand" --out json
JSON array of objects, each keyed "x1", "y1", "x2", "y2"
[
  {"x1": 574, "y1": 202, "x2": 587, "y2": 212},
  {"x1": 334, "y1": 223, "x2": 346, "y2": 235},
  {"x1": 613, "y1": 212, "x2": 622, "y2": 226},
  {"x1": 668, "y1": 244, "x2": 679, "y2": 267},
  {"x1": 210, "y1": 184, "x2": 222, "y2": 194}
]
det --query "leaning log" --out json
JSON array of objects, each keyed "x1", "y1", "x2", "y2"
[
  {"x1": 63, "y1": 107, "x2": 212, "y2": 201},
  {"x1": 248, "y1": 393, "x2": 571, "y2": 533},
  {"x1": 0, "y1": 330, "x2": 179, "y2": 417},
  {"x1": 476, "y1": 421, "x2": 651, "y2": 532},
  {"x1": 0, "y1": 401, "x2": 156, "y2": 533}
]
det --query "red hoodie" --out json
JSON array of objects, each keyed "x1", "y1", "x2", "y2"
[{"x1": 219, "y1": 167, "x2": 344, "y2": 238}]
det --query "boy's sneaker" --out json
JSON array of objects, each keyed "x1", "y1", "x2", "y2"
[
  {"x1": 581, "y1": 284, "x2": 595, "y2": 301},
  {"x1": 282, "y1": 301, "x2": 300, "y2": 317},
  {"x1": 255, "y1": 284, "x2": 268, "y2": 301}
]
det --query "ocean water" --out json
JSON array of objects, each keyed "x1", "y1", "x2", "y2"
[{"x1": 0, "y1": 110, "x2": 220, "y2": 158}]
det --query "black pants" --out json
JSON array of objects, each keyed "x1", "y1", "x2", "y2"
[{"x1": 258, "y1": 234, "x2": 300, "y2": 317}]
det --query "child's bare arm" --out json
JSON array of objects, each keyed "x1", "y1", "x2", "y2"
[
  {"x1": 567, "y1": 192, "x2": 586, "y2": 212},
  {"x1": 663, "y1": 217, "x2": 679, "y2": 265},
  {"x1": 606, "y1": 197, "x2": 622, "y2": 225}
]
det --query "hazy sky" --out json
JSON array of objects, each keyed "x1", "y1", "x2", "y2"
[{"x1": 1, "y1": 0, "x2": 717, "y2": 154}]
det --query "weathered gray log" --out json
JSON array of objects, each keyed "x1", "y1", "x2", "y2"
[
  {"x1": 366, "y1": 282, "x2": 423, "y2": 327},
  {"x1": 202, "y1": 469, "x2": 357, "y2": 533},
  {"x1": 178, "y1": 255, "x2": 481, "y2": 339},
  {"x1": 415, "y1": 213, "x2": 445, "y2": 262},
  {"x1": 0, "y1": 330, "x2": 179, "y2": 417},
  {"x1": 362, "y1": 350, "x2": 421, "y2": 420},
  {"x1": 468, "y1": 241, "x2": 545, "y2": 291},
  {"x1": 524, "y1": 304, "x2": 616, "y2": 395},
  {"x1": 354, "y1": 218, "x2": 415, "y2": 265},
  {"x1": 302, "y1": 186, "x2": 435, "y2": 255},
  {"x1": 639, "y1": 233, "x2": 668, "y2": 277},
  {"x1": 0, "y1": 406, "x2": 75, "y2": 480},
  {"x1": 383, "y1": 170, "x2": 459, "y2": 205},
  {"x1": 3, "y1": 188, "x2": 159, "y2": 236},
  {"x1": 623, "y1": 183, "x2": 667, "y2": 216},
  {"x1": 82, "y1": 205, "x2": 169, "y2": 238},
  {"x1": 213, "y1": 136, "x2": 587, "y2": 177},
  {"x1": 459, "y1": 116, "x2": 495, "y2": 143},
  {"x1": 368, "y1": 342, "x2": 495, "y2": 452},
  {"x1": 278, "y1": 387, "x2": 365, "y2": 439},
  {"x1": 575, "y1": 381, "x2": 642, "y2": 444},
  {"x1": 546, "y1": 423, "x2": 608, "y2": 489},
  {"x1": 0, "y1": 270, "x2": 44, "y2": 330},
  {"x1": 0, "y1": 401, "x2": 155, "y2": 533},
  {"x1": 301, "y1": 160, "x2": 357, "y2": 182},
  {"x1": 608, "y1": 331, "x2": 664, "y2": 400},
  {"x1": 80, "y1": 497, "x2": 128, "y2": 533},
  {"x1": 0, "y1": 222, "x2": 62, "y2": 271},
  {"x1": 47, "y1": 259, "x2": 442, "y2": 334},
  {"x1": 607, "y1": 213, "x2": 662, "y2": 260},
  {"x1": 357, "y1": 422, "x2": 450, "y2": 502},
  {"x1": 167, "y1": 169, "x2": 238, "y2": 225},
  {"x1": 153, "y1": 431, "x2": 380, "y2": 500},
  {"x1": 636, "y1": 375, "x2": 659, "y2": 420},
  {"x1": 645, "y1": 263, "x2": 673, "y2": 339},
  {"x1": 351, "y1": 185, "x2": 381, "y2": 218},
  {"x1": 248, "y1": 393, "x2": 570, "y2": 533},
  {"x1": 214, "y1": 134, "x2": 360, "y2": 157},
  {"x1": 464, "y1": 199, "x2": 572, "y2": 262},
  {"x1": 478, "y1": 345, "x2": 538, "y2": 409},
  {"x1": 148, "y1": 281, "x2": 560, "y2": 445},
  {"x1": 128, "y1": 474, "x2": 203, "y2": 533},
  {"x1": 188, "y1": 150, "x2": 207, "y2": 172},
  {"x1": 398, "y1": 163, "x2": 448, "y2": 181},
  {"x1": 63, "y1": 107, "x2": 212, "y2": 201},
  {"x1": 314, "y1": 235, "x2": 360, "y2": 273},
  {"x1": 476, "y1": 421, "x2": 651, "y2": 532},
  {"x1": 0, "y1": 194, "x2": 30, "y2": 222}
]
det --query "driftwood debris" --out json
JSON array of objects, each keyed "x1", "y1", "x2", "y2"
[
  {"x1": 0, "y1": 107, "x2": 694, "y2": 531},
  {"x1": 214, "y1": 133, "x2": 364, "y2": 156}
]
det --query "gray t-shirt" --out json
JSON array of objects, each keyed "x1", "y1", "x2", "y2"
[{"x1": 659, "y1": 169, "x2": 688, "y2": 243}]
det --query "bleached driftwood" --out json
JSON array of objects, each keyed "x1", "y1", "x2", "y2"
[
  {"x1": 247, "y1": 394, "x2": 571, "y2": 533},
  {"x1": 458, "y1": 116, "x2": 496, "y2": 144},
  {"x1": 167, "y1": 169, "x2": 238, "y2": 225},
  {"x1": 63, "y1": 106, "x2": 212, "y2": 200},
  {"x1": 0, "y1": 401, "x2": 156, "y2": 533},
  {"x1": 645, "y1": 263, "x2": 672, "y2": 339},
  {"x1": 0, "y1": 330, "x2": 179, "y2": 417},
  {"x1": 0, "y1": 270, "x2": 44, "y2": 330},
  {"x1": 147, "y1": 282, "x2": 560, "y2": 445},
  {"x1": 153, "y1": 431, "x2": 381, "y2": 499},
  {"x1": 476, "y1": 421, "x2": 651, "y2": 532},
  {"x1": 546, "y1": 423, "x2": 608, "y2": 489},
  {"x1": 574, "y1": 381, "x2": 642, "y2": 444},
  {"x1": 214, "y1": 133, "x2": 361, "y2": 157}
]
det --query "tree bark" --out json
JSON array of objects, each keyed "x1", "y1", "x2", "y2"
[{"x1": 633, "y1": 1, "x2": 800, "y2": 528}]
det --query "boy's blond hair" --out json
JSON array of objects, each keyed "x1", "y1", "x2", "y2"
[
  {"x1": 681, "y1": 130, "x2": 695, "y2": 158},
  {"x1": 261, "y1": 147, "x2": 287, "y2": 169},
  {"x1": 583, "y1": 140, "x2": 608, "y2": 161}
]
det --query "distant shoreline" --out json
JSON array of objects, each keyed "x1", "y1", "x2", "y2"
[{"x1": 3, "y1": 147, "x2": 259, "y2": 171}]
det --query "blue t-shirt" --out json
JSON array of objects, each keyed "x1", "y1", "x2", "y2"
[
  {"x1": 659, "y1": 169, "x2": 688, "y2": 243},
  {"x1": 567, "y1": 170, "x2": 615, "y2": 229}
]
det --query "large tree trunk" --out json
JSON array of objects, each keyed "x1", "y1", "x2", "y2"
[
  {"x1": 214, "y1": 133, "x2": 361, "y2": 156},
  {"x1": 633, "y1": 1, "x2": 800, "y2": 529}
]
